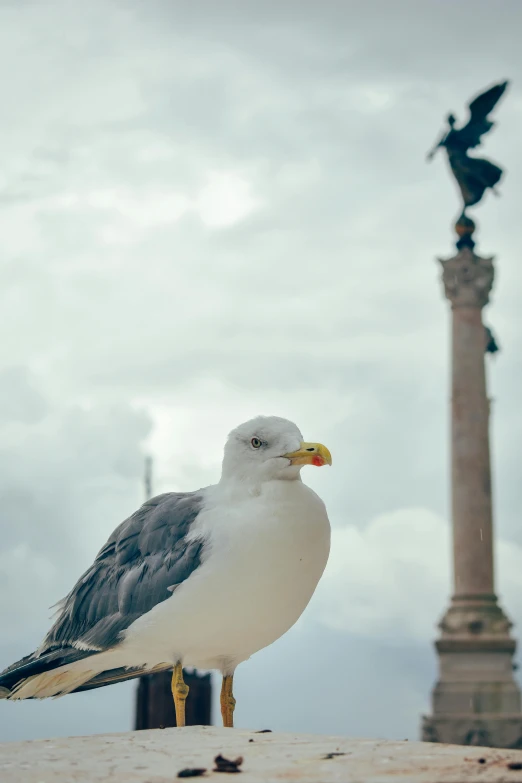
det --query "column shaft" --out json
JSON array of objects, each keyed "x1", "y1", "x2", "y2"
[{"x1": 451, "y1": 305, "x2": 494, "y2": 598}]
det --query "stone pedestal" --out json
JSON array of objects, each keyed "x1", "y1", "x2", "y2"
[{"x1": 422, "y1": 226, "x2": 522, "y2": 748}]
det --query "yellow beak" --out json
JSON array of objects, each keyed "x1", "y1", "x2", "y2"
[{"x1": 283, "y1": 442, "x2": 332, "y2": 467}]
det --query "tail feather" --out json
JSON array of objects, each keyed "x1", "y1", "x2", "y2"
[
  {"x1": 10, "y1": 667, "x2": 97, "y2": 700},
  {"x1": 72, "y1": 662, "x2": 172, "y2": 693},
  {"x1": 0, "y1": 649, "x2": 173, "y2": 699},
  {"x1": 0, "y1": 647, "x2": 95, "y2": 698}
]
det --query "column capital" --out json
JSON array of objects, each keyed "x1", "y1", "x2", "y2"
[{"x1": 438, "y1": 247, "x2": 495, "y2": 308}]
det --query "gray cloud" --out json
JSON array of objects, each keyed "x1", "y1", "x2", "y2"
[
  {"x1": 1, "y1": 0, "x2": 522, "y2": 743},
  {"x1": 0, "y1": 367, "x2": 48, "y2": 424}
]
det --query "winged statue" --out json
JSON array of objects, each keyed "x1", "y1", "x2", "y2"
[{"x1": 427, "y1": 81, "x2": 509, "y2": 217}]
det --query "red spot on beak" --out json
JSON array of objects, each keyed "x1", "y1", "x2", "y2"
[{"x1": 312, "y1": 454, "x2": 325, "y2": 467}]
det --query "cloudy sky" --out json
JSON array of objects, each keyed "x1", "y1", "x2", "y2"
[{"x1": 1, "y1": 0, "x2": 522, "y2": 743}]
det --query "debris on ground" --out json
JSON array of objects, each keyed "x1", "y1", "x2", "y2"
[
  {"x1": 177, "y1": 768, "x2": 207, "y2": 778},
  {"x1": 214, "y1": 754, "x2": 243, "y2": 773},
  {"x1": 322, "y1": 752, "x2": 347, "y2": 760}
]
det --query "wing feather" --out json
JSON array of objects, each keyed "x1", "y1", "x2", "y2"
[
  {"x1": 42, "y1": 491, "x2": 206, "y2": 652},
  {"x1": 0, "y1": 491, "x2": 207, "y2": 694}
]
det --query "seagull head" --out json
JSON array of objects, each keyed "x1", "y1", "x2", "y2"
[{"x1": 220, "y1": 415, "x2": 332, "y2": 484}]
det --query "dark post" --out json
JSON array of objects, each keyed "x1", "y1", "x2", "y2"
[{"x1": 135, "y1": 670, "x2": 212, "y2": 729}]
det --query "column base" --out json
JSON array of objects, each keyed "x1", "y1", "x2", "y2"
[
  {"x1": 438, "y1": 594, "x2": 513, "y2": 638},
  {"x1": 422, "y1": 714, "x2": 522, "y2": 748},
  {"x1": 423, "y1": 596, "x2": 522, "y2": 748}
]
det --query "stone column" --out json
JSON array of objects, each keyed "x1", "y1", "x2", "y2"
[{"x1": 422, "y1": 220, "x2": 522, "y2": 748}]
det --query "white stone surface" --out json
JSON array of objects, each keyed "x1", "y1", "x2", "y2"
[{"x1": 2, "y1": 726, "x2": 522, "y2": 782}]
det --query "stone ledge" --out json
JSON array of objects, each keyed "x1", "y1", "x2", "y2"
[{"x1": 3, "y1": 726, "x2": 522, "y2": 782}]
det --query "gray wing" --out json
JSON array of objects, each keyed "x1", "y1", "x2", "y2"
[{"x1": 40, "y1": 491, "x2": 206, "y2": 653}]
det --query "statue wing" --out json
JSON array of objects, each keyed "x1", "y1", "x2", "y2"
[
  {"x1": 468, "y1": 81, "x2": 509, "y2": 121},
  {"x1": 460, "y1": 81, "x2": 509, "y2": 149}
]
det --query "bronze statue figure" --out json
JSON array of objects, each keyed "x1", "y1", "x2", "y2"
[{"x1": 427, "y1": 81, "x2": 509, "y2": 219}]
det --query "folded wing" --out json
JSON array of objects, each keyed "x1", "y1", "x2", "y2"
[{"x1": 0, "y1": 491, "x2": 206, "y2": 696}]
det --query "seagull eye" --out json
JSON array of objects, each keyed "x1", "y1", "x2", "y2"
[{"x1": 251, "y1": 437, "x2": 262, "y2": 449}]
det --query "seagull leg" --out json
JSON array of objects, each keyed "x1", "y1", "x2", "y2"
[
  {"x1": 171, "y1": 663, "x2": 189, "y2": 727},
  {"x1": 220, "y1": 674, "x2": 236, "y2": 728}
]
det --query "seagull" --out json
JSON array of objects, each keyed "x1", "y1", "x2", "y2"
[{"x1": 0, "y1": 416, "x2": 332, "y2": 728}]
